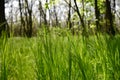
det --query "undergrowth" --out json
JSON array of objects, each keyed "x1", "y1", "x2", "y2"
[{"x1": 0, "y1": 30, "x2": 120, "y2": 80}]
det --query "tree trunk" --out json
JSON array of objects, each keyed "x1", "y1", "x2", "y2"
[
  {"x1": 0, "y1": 0, "x2": 6, "y2": 36},
  {"x1": 18, "y1": 0, "x2": 25, "y2": 36},
  {"x1": 113, "y1": 0, "x2": 116, "y2": 10},
  {"x1": 94, "y1": 0, "x2": 100, "y2": 32},
  {"x1": 39, "y1": 1, "x2": 47, "y2": 26},
  {"x1": 74, "y1": 0, "x2": 87, "y2": 36},
  {"x1": 25, "y1": 0, "x2": 33, "y2": 37},
  {"x1": 53, "y1": 6, "x2": 59, "y2": 27},
  {"x1": 105, "y1": 0, "x2": 115, "y2": 36},
  {"x1": 68, "y1": 0, "x2": 72, "y2": 29}
]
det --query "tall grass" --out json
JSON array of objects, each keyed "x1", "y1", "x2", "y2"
[{"x1": 0, "y1": 29, "x2": 120, "y2": 80}]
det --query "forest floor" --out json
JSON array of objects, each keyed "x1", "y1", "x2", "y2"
[{"x1": 0, "y1": 31, "x2": 120, "y2": 80}]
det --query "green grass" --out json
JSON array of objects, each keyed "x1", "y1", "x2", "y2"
[{"x1": 0, "y1": 30, "x2": 120, "y2": 80}]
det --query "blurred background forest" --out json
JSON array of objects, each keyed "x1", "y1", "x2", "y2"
[{"x1": 0, "y1": 0, "x2": 120, "y2": 37}]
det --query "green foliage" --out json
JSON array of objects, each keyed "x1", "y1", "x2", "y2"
[
  {"x1": 0, "y1": 30, "x2": 120, "y2": 80},
  {"x1": 45, "y1": 0, "x2": 60, "y2": 9},
  {"x1": 45, "y1": 3, "x2": 49, "y2": 9}
]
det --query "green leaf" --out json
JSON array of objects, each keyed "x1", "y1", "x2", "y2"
[{"x1": 45, "y1": 3, "x2": 49, "y2": 9}]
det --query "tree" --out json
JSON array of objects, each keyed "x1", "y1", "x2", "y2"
[
  {"x1": 53, "y1": 5, "x2": 59, "y2": 27},
  {"x1": 39, "y1": 0, "x2": 47, "y2": 26},
  {"x1": 94, "y1": 0, "x2": 100, "y2": 32},
  {"x1": 105, "y1": 0, "x2": 115, "y2": 36},
  {"x1": 24, "y1": 0, "x2": 33, "y2": 37},
  {"x1": 68, "y1": 0, "x2": 72, "y2": 29},
  {"x1": 18, "y1": 0, "x2": 25, "y2": 36},
  {"x1": 73, "y1": 0, "x2": 87, "y2": 36},
  {"x1": 0, "y1": 0, "x2": 7, "y2": 36}
]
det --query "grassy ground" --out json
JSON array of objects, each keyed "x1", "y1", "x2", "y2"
[{"x1": 0, "y1": 30, "x2": 120, "y2": 80}]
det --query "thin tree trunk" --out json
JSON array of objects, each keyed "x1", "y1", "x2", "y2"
[
  {"x1": 94, "y1": 0, "x2": 100, "y2": 32},
  {"x1": 39, "y1": 1, "x2": 47, "y2": 26},
  {"x1": 74, "y1": 0, "x2": 87, "y2": 36},
  {"x1": 82, "y1": 0, "x2": 84, "y2": 19},
  {"x1": 105, "y1": 0, "x2": 115, "y2": 36},
  {"x1": 10, "y1": 4, "x2": 13, "y2": 34},
  {"x1": 68, "y1": 0, "x2": 72, "y2": 29},
  {"x1": 45, "y1": 0, "x2": 48, "y2": 27},
  {"x1": 18, "y1": 0, "x2": 25, "y2": 36},
  {"x1": 0, "y1": 0, "x2": 6, "y2": 36},
  {"x1": 53, "y1": 6, "x2": 58, "y2": 27},
  {"x1": 113, "y1": 0, "x2": 116, "y2": 11},
  {"x1": 25, "y1": 0, "x2": 33, "y2": 37}
]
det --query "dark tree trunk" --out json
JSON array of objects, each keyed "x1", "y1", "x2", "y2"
[
  {"x1": 68, "y1": 0, "x2": 72, "y2": 29},
  {"x1": 53, "y1": 6, "x2": 59, "y2": 27},
  {"x1": 0, "y1": 0, "x2": 6, "y2": 36},
  {"x1": 25, "y1": 0, "x2": 33, "y2": 37},
  {"x1": 74, "y1": 0, "x2": 87, "y2": 36},
  {"x1": 113, "y1": 0, "x2": 116, "y2": 10},
  {"x1": 105, "y1": 0, "x2": 115, "y2": 36},
  {"x1": 95, "y1": 0, "x2": 100, "y2": 32},
  {"x1": 74, "y1": 0, "x2": 84, "y2": 28},
  {"x1": 18, "y1": 0, "x2": 25, "y2": 36},
  {"x1": 28, "y1": 10, "x2": 32, "y2": 37},
  {"x1": 82, "y1": 0, "x2": 84, "y2": 20},
  {"x1": 45, "y1": 0, "x2": 48, "y2": 26},
  {"x1": 39, "y1": 1, "x2": 47, "y2": 26}
]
